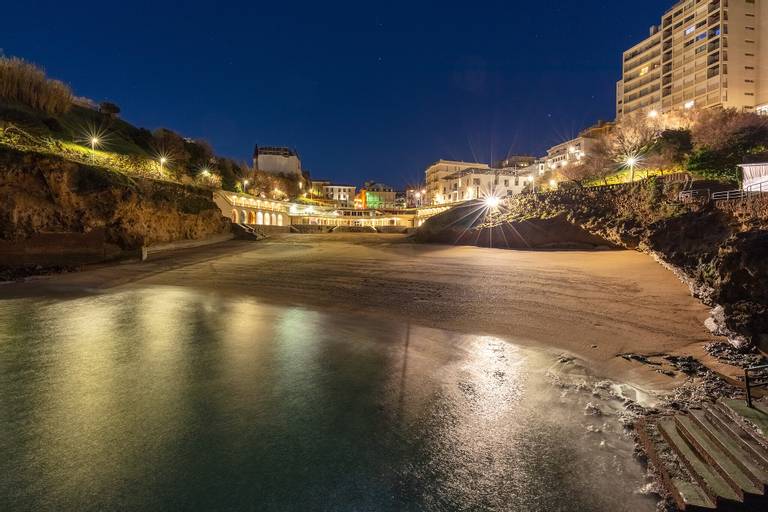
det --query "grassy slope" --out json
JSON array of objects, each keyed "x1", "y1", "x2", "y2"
[{"x1": 0, "y1": 100, "x2": 150, "y2": 156}]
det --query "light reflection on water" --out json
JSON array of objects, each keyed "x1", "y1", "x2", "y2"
[{"x1": 0, "y1": 286, "x2": 656, "y2": 511}]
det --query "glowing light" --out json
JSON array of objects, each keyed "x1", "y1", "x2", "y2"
[
  {"x1": 199, "y1": 168, "x2": 211, "y2": 177},
  {"x1": 549, "y1": 179, "x2": 557, "y2": 188},
  {"x1": 160, "y1": 157, "x2": 168, "y2": 164},
  {"x1": 684, "y1": 100, "x2": 695, "y2": 110},
  {"x1": 625, "y1": 156, "x2": 639, "y2": 168},
  {"x1": 484, "y1": 196, "x2": 500, "y2": 208},
  {"x1": 648, "y1": 110, "x2": 659, "y2": 119}
]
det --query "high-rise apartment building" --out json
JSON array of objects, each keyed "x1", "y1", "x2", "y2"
[{"x1": 616, "y1": 0, "x2": 768, "y2": 119}]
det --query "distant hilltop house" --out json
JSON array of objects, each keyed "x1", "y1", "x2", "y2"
[{"x1": 253, "y1": 145, "x2": 303, "y2": 176}]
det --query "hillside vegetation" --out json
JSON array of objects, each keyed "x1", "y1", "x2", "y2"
[
  {"x1": 0, "y1": 55, "x2": 304, "y2": 197},
  {"x1": 557, "y1": 109, "x2": 768, "y2": 187}
]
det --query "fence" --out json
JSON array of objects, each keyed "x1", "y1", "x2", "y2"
[
  {"x1": 678, "y1": 189, "x2": 711, "y2": 202},
  {"x1": 746, "y1": 180, "x2": 768, "y2": 194},
  {"x1": 745, "y1": 365, "x2": 768, "y2": 408}
]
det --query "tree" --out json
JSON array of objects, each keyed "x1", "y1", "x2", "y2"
[
  {"x1": 99, "y1": 101, "x2": 121, "y2": 119},
  {"x1": 687, "y1": 109, "x2": 768, "y2": 183},
  {"x1": 645, "y1": 129, "x2": 692, "y2": 174},
  {"x1": 581, "y1": 135, "x2": 617, "y2": 185},
  {"x1": 186, "y1": 138, "x2": 215, "y2": 171},
  {"x1": 151, "y1": 128, "x2": 191, "y2": 177},
  {"x1": 692, "y1": 108, "x2": 768, "y2": 151},
  {"x1": 557, "y1": 163, "x2": 592, "y2": 187},
  {"x1": 609, "y1": 112, "x2": 659, "y2": 160}
]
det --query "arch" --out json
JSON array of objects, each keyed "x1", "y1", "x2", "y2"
[
  {"x1": 277, "y1": 214, "x2": 284, "y2": 226},
  {"x1": 264, "y1": 212, "x2": 271, "y2": 226},
  {"x1": 231, "y1": 209, "x2": 238, "y2": 223},
  {"x1": 239, "y1": 210, "x2": 247, "y2": 224},
  {"x1": 271, "y1": 213, "x2": 278, "y2": 226},
  {"x1": 247, "y1": 211, "x2": 256, "y2": 225},
  {"x1": 257, "y1": 211, "x2": 264, "y2": 225}
]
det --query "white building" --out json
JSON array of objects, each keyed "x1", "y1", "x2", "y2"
[
  {"x1": 440, "y1": 167, "x2": 532, "y2": 203},
  {"x1": 740, "y1": 163, "x2": 768, "y2": 193},
  {"x1": 254, "y1": 146, "x2": 302, "y2": 176},
  {"x1": 425, "y1": 160, "x2": 490, "y2": 205},
  {"x1": 323, "y1": 184, "x2": 356, "y2": 207},
  {"x1": 545, "y1": 121, "x2": 614, "y2": 171}
]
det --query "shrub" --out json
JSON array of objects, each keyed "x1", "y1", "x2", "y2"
[{"x1": 0, "y1": 57, "x2": 73, "y2": 115}]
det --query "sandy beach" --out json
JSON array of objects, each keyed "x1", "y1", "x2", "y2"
[{"x1": 2, "y1": 233, "x2": 717, "y2": 390}]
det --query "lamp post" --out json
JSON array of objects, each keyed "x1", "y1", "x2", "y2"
[
  {"x1": 626, "y1": 156, "x2": 638, "y2": 183},
  {"x1": 159, "y1": 157, "x2": 168, "y2": 174},
  {"x1": 89, "y1": 137, "x2": 100, "y2": 164}
]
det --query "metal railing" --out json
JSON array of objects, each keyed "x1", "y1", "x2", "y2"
[
  {"x1": 679, "y1": 189, "x2": 711, "y2": 202},
  {"x1": 712, "y1": 189, "x2": 752, "y2": 201},
  {"x1": 745, "y1": 365, "x2": 768, "y2": 408},
  {"x1": 746, "y1": 180, "x2": 768, "y2": 194}
]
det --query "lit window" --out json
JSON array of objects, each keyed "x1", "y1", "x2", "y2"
[{"x1": 640, "y1": 66, "x2": 649, "y2": 76}]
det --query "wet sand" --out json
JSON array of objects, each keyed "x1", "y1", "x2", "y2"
[{"x1": 2, "y1": 233, "x2": 716, "y2": 391}]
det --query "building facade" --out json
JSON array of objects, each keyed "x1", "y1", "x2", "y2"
[
  {"x1": 545, "y1": 121, "x2": 614, "y2": 171},
  {"x1": 617, "y1": 0, "x2": 768, "y2": 118},
  {"x1": 440, "y1": 168, "x2": 532, "y2": 203},
  {"x1": 322, "y1": 184, "x2": 356, "y2": 207},
  {"x1": 254, "y1": 146, "x2": 303, "y2": 176},
  {"x1": 362, "y1": 182, "x2": 397, "y2": 209},
  {"x1": 425, "y1": 160, "x2": 490, "y2": 205},
  {"x1": 406, "y1": 187, "x2": 427, "y2": 207}
]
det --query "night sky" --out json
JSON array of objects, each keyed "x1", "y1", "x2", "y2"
[{"x1": 4, "y1": 0, "x2": 673, "y2": 187}]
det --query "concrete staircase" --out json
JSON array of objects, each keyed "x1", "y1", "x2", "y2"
[
  {"x1": 639, "y1": 400, "x2": 768, "y2": 511},
  {"x1": 232, "y1": 223, "x2": 269, "y2": 241}
]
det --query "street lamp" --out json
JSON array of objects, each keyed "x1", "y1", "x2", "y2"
[
  {"x1": 527, "y1": 175, "x2": 536, "y2": 194},
  {"x1": 625, "y1": 155, "x2": 639, "y2": 183},
  {"x1": 159, "y1": 156, "x2": 168, "y2": 173},
  {"x1": 89, "y1": 137, "x2": 100, "y2": 163}
]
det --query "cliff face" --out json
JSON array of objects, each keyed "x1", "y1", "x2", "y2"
[
  {"x1": 418, "y1": 181, "x2": 768, "y2": 351},
  {"x1": 0, "y1": 147, "x2": 230, "y2": 266},
  {"x1": 414, "y1": 200, "x2": 617, "y2": 250}
]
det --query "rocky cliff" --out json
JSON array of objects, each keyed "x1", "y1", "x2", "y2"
[
  {"x1": 0, "y1": 147, "x2": 230, "y2": 268},
  {"x1": 418, "y1": 180, "x2": 768, "y2": 351}
]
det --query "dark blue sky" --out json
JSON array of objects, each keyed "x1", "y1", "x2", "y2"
[{"x1": 4, "y1": 0, "x2": 672, "y2": 186}]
